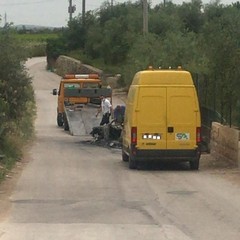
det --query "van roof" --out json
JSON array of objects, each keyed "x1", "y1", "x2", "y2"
[{"x1": 131, "y1": 70, "x2": 194, "y2": 85}]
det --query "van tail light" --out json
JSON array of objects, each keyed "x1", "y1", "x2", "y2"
[
  {"x1": 196, "y1": 127, "x2": 201, "y2": 143},
  {"x1": 131, "y1": 127, "x2": 137, "y2": 144},
  {"x1": 131, "y1": 127, "x2": 137, "y2": 155}
]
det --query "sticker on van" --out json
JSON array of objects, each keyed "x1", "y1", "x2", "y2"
[{"x1": 175, "y1": 133, "x2": 190, "y2": 140}]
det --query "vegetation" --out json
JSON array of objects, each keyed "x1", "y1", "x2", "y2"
[
  {"x1": 15, "y1": 31, "x2": 59, "y2": 57},
  {"x1": 0, "y1": 25, "x2": 36, "y2": 181},
  {"x1": 46, "y1": 0, "x2": 240, "y2": 126}
]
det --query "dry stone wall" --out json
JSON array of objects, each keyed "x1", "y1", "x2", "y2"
[
  {"x1": 211, "y1": 122, "x2": 240, "y2": 167},
  {"x1": 55, "y1": 55, "x2": 103, "y2": 77},
  {"x1": 54, "y1": 55, "x2": 120, "y2": 88}
]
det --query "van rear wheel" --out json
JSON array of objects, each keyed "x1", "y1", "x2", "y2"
[
  {"x1": 190, "y1": 158, "x2": 199, "y2": 170},
  {"x1": 129, "y1": 154, "x2": 137, "y2": 169}
]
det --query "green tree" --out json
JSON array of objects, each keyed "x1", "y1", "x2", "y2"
[
  {"x1": 46, "y1": 35, "x2": 67, "y2": 68},
  {"x1": 0, "y1": 26, "x2": 35, "y2": 160},
  {"x1": 200, "y1": 4, "x2": 240, "y2": 124},
  {"x1": 150, "y1": 2, "x2": 183, "y2": 36},
  {"x1": 94, "y1": 2, "x2": 142, "y2": 64},
  {"x1": 178, "y1": 0, "x2": 204, "y2": 33},
  {"x1": 124, "y1": 33, "x2": 163, "y2": 86}
]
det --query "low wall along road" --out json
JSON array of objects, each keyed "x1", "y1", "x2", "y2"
[{"x1": 211, "y1": 122, "x2": 240, "y2": 168}]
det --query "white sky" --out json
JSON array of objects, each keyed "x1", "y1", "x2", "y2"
[{"x1": 0, "y1": 0, "x2": 236, "y2": 28}]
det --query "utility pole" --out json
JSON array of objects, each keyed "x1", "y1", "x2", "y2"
[
  {"x1": 110, "y1": 0, "x2": 113, "y2": 12},
  {"x1": 68, "y1": 0, "x2": 76, "y2": 22},
  {"x1": 143, "y1": 0, "x2": 148, "y2": 35},
  {"x1": 4, "y1": 12, "x2": 7, "y2": 26},
  {"x1": 82, "y1": 0, "x2": 86, "y2": 24},
  {"x1": 69, "y1": 0, "x2": 73, "y2": 22}
]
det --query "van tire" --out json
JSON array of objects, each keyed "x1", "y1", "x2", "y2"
[
  {"x1": 122, "y1": 150, "x2": 129, "y2": 162},
  {"x1": 190, "y1": 158, "x2": 199, "y2": 170},
  {"x1": 129, "y1": 154, "x2": 137, "y2": 169}
]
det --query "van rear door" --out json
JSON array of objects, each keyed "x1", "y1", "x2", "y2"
[
  {"x1": 137, "y1": 87, "x2": 167, "y2": 149},
  {"x1": 136, "y1": 86, "x2": 199, "y2": 150},
  {"x1": 167, "y1": 87, "x2": 198, "y2": 149}
]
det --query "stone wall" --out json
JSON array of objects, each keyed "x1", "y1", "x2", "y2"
[
  {"x1": 210, "y1": 122, "x2": 240, "y2": 167},
  {"x1": 55, "y1": 55, "x2": 103, "y2": 77},
  {"x1": 54, "y1": 55, "x2": 120, "y2": 88}
]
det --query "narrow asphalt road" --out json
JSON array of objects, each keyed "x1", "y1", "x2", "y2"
[{"x1": 0, "y1": 57, "x2": 240, "y2": 239}]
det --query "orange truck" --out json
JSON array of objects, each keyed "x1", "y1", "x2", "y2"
[{"x1": 52, "y1": 74, "x2": 112, "y2": 135}]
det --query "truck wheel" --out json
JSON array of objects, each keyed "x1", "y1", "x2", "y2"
[
  {"x1": 57, "y1": 113, "x2": 63, "y2": 127},
  {"x1": 190, "y1": 158, "x2": 199, "y2": 170},
  {"x1": 64, "y1": 122, "x2": 69, "y2": 131},
  {"x1": 63, "y1": 118, "x2": 69, "y2": 131},
  {"x1": 122, "y1": 150, "x2": 129, "y2": 162},
  {"x1": 129, "y1": 154, "x2": 137, "y2": 169}
]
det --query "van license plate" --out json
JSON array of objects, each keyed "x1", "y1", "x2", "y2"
[{"x1": 175, "y1": 133, "x2": 190, "y2": 140}]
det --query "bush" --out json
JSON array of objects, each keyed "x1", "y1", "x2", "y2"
[{"x1": 0, "y1": 26, "x2": 36, "y2": 181}]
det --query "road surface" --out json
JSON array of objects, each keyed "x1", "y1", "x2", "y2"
[{"x1": 0, "y1": 57, "x2": 240, "y2": 239}]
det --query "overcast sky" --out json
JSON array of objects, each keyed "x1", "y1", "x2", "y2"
[{"x1": 0, "y1": 0, "x2": 236, "y2": 28}]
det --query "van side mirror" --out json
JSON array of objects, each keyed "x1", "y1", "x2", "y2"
[{"x1": 52, "y1": 89, "x2": 57, "y2": 95}]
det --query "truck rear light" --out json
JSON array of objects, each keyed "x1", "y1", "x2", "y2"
[
  {"x1": 196, "y1": 127, "x2": 201, "y2": 143},
  {"x1": 131, "y1": 127, "x2": 137, "y2": 144}
]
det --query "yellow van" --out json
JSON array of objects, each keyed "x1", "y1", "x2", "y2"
[{"x1": 122, "y1": 67, "x2": 201, "y2": 170}]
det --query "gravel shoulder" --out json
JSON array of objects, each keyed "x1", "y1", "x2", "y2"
[
  {"x1": 200, "y1": 153, "x2": 240, "y2": 187},
  {"x1": 0, "y1": 147, "x2": 32, "y2": 221}
]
